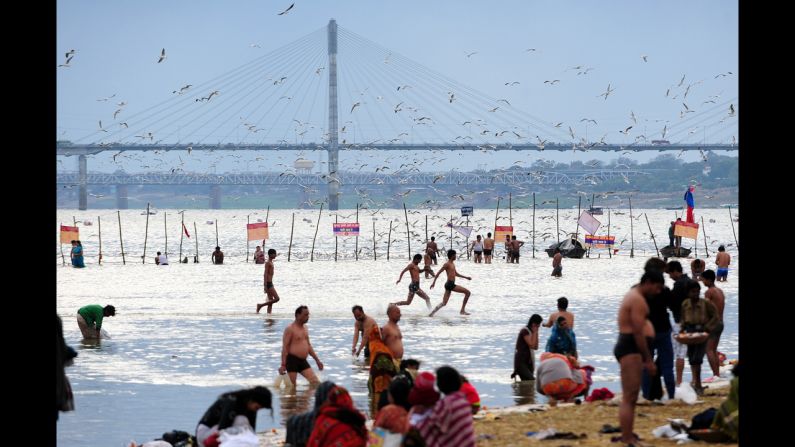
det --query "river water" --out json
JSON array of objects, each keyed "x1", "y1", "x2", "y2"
[{"x1": 56, "y1": 208, "x2": 738, "y2": 446}]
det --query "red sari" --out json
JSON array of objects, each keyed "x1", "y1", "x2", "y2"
[{"x1": 307, "y1": 386, "x2": 367, "y2": 447}]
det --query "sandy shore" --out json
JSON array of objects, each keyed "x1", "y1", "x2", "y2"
[{"x1": 473, "y1": 386, "x2": 737, "y2": 446}]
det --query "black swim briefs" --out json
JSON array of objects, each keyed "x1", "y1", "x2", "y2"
[
  {"x1": 286, "y1": 353, "x2": 312, "y2": 373},
  {"x1": 614, "y1": 333, "x2": 654, "y2": 361},
  {"x1": 266, "y1": 282, "x2": 274, "y2": 289},
  {"x1": 483, "y1": 249, "x2": 492, "y2": 256},
  {"x1": 444, "y1": 280, "x2": 455, "y2": 291},
  {"x1": 409, "y1": 281, "x2": 420, "y2": 292}
]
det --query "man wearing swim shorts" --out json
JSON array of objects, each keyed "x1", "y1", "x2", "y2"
[
  {"x1": 257, "y1": 249, "x2": 280, "y2": 314},
  {"x1": 279, "y1": 306, "x2": 323, "y2": 386},
  {"x1": 394, "y1": 254, "x2": 432, "y2": 309},
  {"x1": 715, "y1": 245, "x2": 730, "y2": 281},
  {"x1": 483, "y1": 232, "x2": 495, "y2": 264},
  {"x1": 425, "y1": 237, "x2": 439, "y2": 265},
  {"x1": 429, "y1": 250, "x2": 472, "y2": 316}
]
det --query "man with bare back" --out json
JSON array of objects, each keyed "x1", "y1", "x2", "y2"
[
  {"x1": 483, "y1": 232, "x2": 495, "y2": 264},
  {"x1": 429, "y1": 249, "x2": 472, "y2": 316},
  {"x1": 552, "y1": 248, "x2": 563, "y2": 277},
  {"x1": 394, "y1": 254, "x2": 432, "y2": 309},
  {"x1": 715, "y1": 245, "x2": 731, "y2": 281},
  {"x1": 614, "y1": 271, "x2": 663, "y2": 446},
  {"x1": 382, "y1": 305, "x2": 404, "y2": 368},
  {"x1": 257, "y1": 249, "x2": 280, "y2": 314},
  {"x1": 426, "y1": 237, "x2": 440, "y2": 265},
  {"x1": 701, "y1": 269, "x2": 726, "y2": 383},
  {"x1": 279, "y1": 305, "x2": 323, "y2": 386},
  {"x1": 422, "y1": 249, "x2": 435, "y2": 278},
  {"x1": 352, "y1": 305, "x2": 379, "y2": 359},
  {"x1": 543, "y1": 297, "x2": 575, "y2": 329}
]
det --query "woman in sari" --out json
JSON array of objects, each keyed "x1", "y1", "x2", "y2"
[
  {"x1": 307, "y1": 385, "x2": 367, "y2": 447},
  {"x1": 367, "y1": 325, "x2": 397, "y2": 414}
]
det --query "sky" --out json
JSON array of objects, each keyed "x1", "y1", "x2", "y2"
[{"x1": 57, "y1": 0, "x2": 738, "y2": 173}]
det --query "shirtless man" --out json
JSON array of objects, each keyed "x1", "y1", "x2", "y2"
[
  {"x1": 552, "y1": 248, "x2": 563, "y2": 277},
  {"x1": 701, "y1": 270, "x2": 726, "y2": 382},
  {"x1": 211, "y1": 246, "x2": 224, "y2": 264},
  {"x1": 394, "y1": 254, "x2": 432, "y2": 309},
  {"x1": 504, "y1": 234, "x2": 512, "y2": 263},
  {"x1": 614, "y1": 271, "x2": 662, "y2": 446},
  {"x1": 257, "y1": 249, "x2": 280, "y2": 314},
  {"x1": 511, "y1": 235, "x2": 525, "y2": 264},
  {"x1": 543, "y1": 297, "x2": 574, "y2": 329},
  {"x1": 422, "y1": 249, "x2": 435, "y2": 279},
  {"x1": 483, "y1": 232, "x2": 495, "y2": 264},
  {"x1": 429, "y1": 249, "x2": 472, "y2": 316},
  {"x1": 382, "y1": 305, "x2": 404, "y2": 367},
  {"x1": 351, "y1": 305, "x2": 379, "y2": 359},
  {"x1": 425, "y1": 237, "x2": 440, "y2": 265},
  {"x1": 279, "y1": 305, "x2": 323, "y2": 386},
  {"x1": 715, "y1": 245, "x2": 731, "y2": 282}
]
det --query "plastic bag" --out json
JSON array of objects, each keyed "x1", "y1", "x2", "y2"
[
  {"x1": 100, "y1": 328, "x2": 112, "y2": 339},
  {"x1": 274, "y1": 373, "x2": 293, "y2": 389},
  {"x1": 674, "y1": 382, "x2": 697, "y2": 404}
]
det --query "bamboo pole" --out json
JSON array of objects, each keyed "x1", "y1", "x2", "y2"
[
  {"x1": 311, "y1": 203, "x2": 323, "y2": 262},
  {"x1": 403, "y1": 203, "x2": 411, "y2": 260},
  {"x1": 164, "y1": 212, "x2": 168, "y2": 255},
  {"x1": 60, "y1": 222, "x2": 65, "y2": 266},
  {"x1": 494, "y1": 197, "x2": 501, "y2": 230},
  {"x1": 532, "y1": 192, "x2": 536, "y2": 258},
  {"x1": 215, "y1": 219, "x2": 219, "y2": 248},
  {"x1": 98, "y1": 216, "x2": 102, "y2": 265},
  {"x1": 387, "y1": 223, "x2": 393, "y2": 261},
  {"x1": 194, "y1": 222, "x2": 199, "y2": 262},
  {"x1": 728, "y1": 206, "x2": 739, "y2": 250},
  {"x1": 509, "y1": 192, "x2": 513, "y2": 227},
  {"x1": 607, "y1": 209, "x2": 612, "y2": 259},
  {"x1": 425, "y1": 215, "x2": 428, "y2": 245},
  {"x1": 574, "y1": 196, "x2": 581, "y2": 242},
  {"x1": 556, "y1": 197, "x2": 560, "y2": 245},
  {"x1": 265, "y1": 205, "x2": 270, "y2": 224},
  {"x1": 335, "y1": 214, "x2": 338, "y2": 262},
  {"x1": 629, "y1": 196, "x2": 635, "y2": 258},
  {"x1": 179, "y1": 213, "x2": 184, "y2": 262},
  {"x1": 118, "y1": 211, "x2": 126, "y2": 265},
  {"x1": 373, "y1": 219, "x2": 377, "y2": 261},
  {"x1": 450, "y1": 215, "x2": 454, "y2": 251},
  {"x1": 143, "y1": 203, "x2": 150, "y2": 264},
  {"x1": 694, "y1": 219, "x2": 698, "y2": 259},
  {"x1": 701, "y1": 216, "x2": 710, "y2": 257},
  {"x1": 288, "y1": 213, "x2": 295, "y2": 262},
  {"x1": 355, "y1": 203, "x2": 359, "y2": 261},
  {"x1": 246, "y1": 215, "x2": 250, "y2": 263},
  {"x1": 73, "y1": 216, "x2": 77, "y2": 226},
  {"x1": 465, "y1": 214, "x2": 470, "y2": 260},
  {"x1": 644, "y1": 213, "x2": 660, "y2": 258}
]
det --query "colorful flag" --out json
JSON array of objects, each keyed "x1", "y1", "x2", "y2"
[
  {"x1": 674, "y1": 221, "x2": 699, "y2": 239},
  {"x1": 247, "y1": 222, "x2": 269, "y2": 241},
  {"x1": 60, "y1": 225, "x2": 79, "y2": 244},
  {"x1": 585, "y1": 235, "x2": 615, "y2": 248},
  {"x1": 577, "y1": 211, "x2": 602, "y2": 235},
  {"x1": 182, "y1": 222, "x2": 191, "y2": 238},
  {"x1": 333, "y1": 223, "x2": 360, "y2": 236},
  {"x1": 445, "y1": 222, "x2": 472, "y2": 238},
  {"x1": 494, "y1": 225, "x2": 514, "y2": 243}
]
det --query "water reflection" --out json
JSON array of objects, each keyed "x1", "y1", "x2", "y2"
[
  {"x1": 511, "y1": 380, "x2": 537, "y2": 406},
  {"x1": 277, "y1": 385, "x2": 315, "y2": 426}
]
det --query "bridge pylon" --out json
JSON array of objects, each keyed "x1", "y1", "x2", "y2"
[{"x1": 327, "y1": 19, "x2": 340, "y2": 210}]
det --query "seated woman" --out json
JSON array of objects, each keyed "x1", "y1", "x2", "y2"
[
  {"x1": 307, "y1": 385, "x2": 368, "y2": 447},
  {"x1": 373, "y1": 379, "x2": 412, "y2": 435},
  {"x1": 195, "y1": 386, "x2": 272, "y2": 447},
  {"x1": 536, "y1": 352, "x2": 593, "y2": 405}
]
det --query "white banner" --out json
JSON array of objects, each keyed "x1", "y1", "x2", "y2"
[{"x1": 577, "y1": 211, "x2": 601, "y2": 235}]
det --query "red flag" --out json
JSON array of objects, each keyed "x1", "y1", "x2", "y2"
[{"x1": 183, "y1": 222, "x2": 191, "y2": 238}]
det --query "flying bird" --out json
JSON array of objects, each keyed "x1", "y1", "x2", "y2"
[
  {"x1": 465, "y1": 51, "x2": 478, "y2": 58},
  {"x1": 157, "y1": 48, "x2": 166, "y2": 63},
  {"x1": 277, "y1": 3, "x2": 295, "y2": 15},
  {"x1": 544, "y1": 79, "x2": 560, "y2": 85},
  {"x1": 641, "y1": 54, "x2": 648, "y2": 62},
  {"x1": 350, "y1": 102, "x2": 361, "y2": 113},
  {"x1": 597, "y1": 83, "x2": 615, "y2": 100}
]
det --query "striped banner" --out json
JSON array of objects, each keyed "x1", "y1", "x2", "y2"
[
  {"x1": 60, "y1": 225, "x2": 79, "y2": 244},
  {"x1": 246, "y1": 222, "x2": 269, "y2": 241},
  {"x1": 494, "y1": 225, "x2": 514, "y2": 243}
]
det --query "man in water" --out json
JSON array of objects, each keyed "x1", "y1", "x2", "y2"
[
  {"x1": 691, "y1": 258, "x2": 705, "y2": 281},
  {"x1": 668, "y1": 221, "x2": 676, "y2": 247},
  {"x1": 422, "y1": 249, "x2": 435, "y2": 278},
  {"x1": 552, "y1": 248, "x2": 563, "y2": 277},
  {"x1": 76, "y1": 304, "x2": 116, "y2": 339},
  {"x1": 211, "y1": 246, "x2": 224, "y2": 264},
  {"x1": 352, "y1": 305, "x2": 379, "y2": 359},
  {"x1": 394, "y1": 254, "x2": 432, "y2": 309},
  {"x1": 254, "y1": 246, "x2": 265, "y2": 264},
  {"x1": 674, "y1": 218, "x2": 683, "y2": 250},
  {"x1": 504, "y1": 234, "x2": 512, "y2": 263},
  {"x1": 155, "y1": 251, "x2": 168, "y2": 265},
  {"x1": 511, "y1": 235, "x2": 525, "y2": 264},
  {"x1": 382, "y1": 305, "x2": 404, "y2": 368},
  {"x1": 279, "y1": 305, "x2": 323, "y2": 386},
  {"x1": 429, "y1": 250, "x2": 472, "y2": 316},
  {"x1": 614, "y1": 271, "x2": 662, "y2": 446},
  {"x1": 425, "y1": 237, "x2": 440, "y2": 265},
  {"x1": 715, "y1": 245, "x2": 731, "y2": 281},
  {"x1": 543, "y1": 297, "x2": 574, "y2": 329},
  {"x1": 483, "y1": 232, "x2": 495, "y2": 264},
  {"x1": 257, "y1": 249, "x2": 280, "y2": 314},
  {"x1": 701, "y1": 269, "x2": 726, "y2": 383}
]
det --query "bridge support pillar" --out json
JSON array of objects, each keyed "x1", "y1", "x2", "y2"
[
  {"x1": 116, "y1": 184, "x2": 128, "y2": 209},
  {"x1": 328, "y1": 148, "x2": 339, "y2": 210},
  {"x1": 78, "y1": 155, "x2": 88, "y2": 210},
  {"x1": 327, "y1": 19, "x2": 340, "y2": 210},
  {"x1": 210, "y1": 185, "x2": 222, "y2": 209}
]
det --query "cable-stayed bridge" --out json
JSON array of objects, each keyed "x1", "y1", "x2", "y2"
[{"x1": 58, "y1": 20, "x2": 737, "y2": 210}]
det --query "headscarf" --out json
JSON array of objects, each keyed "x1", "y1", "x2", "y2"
[
  {"x1": 308, "y1": 386, "x2": 367, "y2": 447},
  {"x1": 374, "y1": 404, "x2": 410, "y2": 434},
  {"x1": 285, "y1": 381, "x2": 336, "y2": 447},
  {"x1": 408, "y1": 372, "x2": 440, "y2": 407}
]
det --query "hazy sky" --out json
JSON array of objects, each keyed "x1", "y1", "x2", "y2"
[{"x1": 57, "y1": 0, "x2": 738, "y2": 173}]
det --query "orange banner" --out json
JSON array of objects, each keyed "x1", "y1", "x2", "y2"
[
  {"x1": 247, "y1": 222, "x2": 269, "y2": 241},
  {"x1": 495, "y1": 225, "x2": 514, "y2": 245},
  {"x1": 674, "y1": 221, "x2": 699, "y2": 240},
  {"x1": 60, "y1": 225, "x2": 79, "y2": 244}
]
